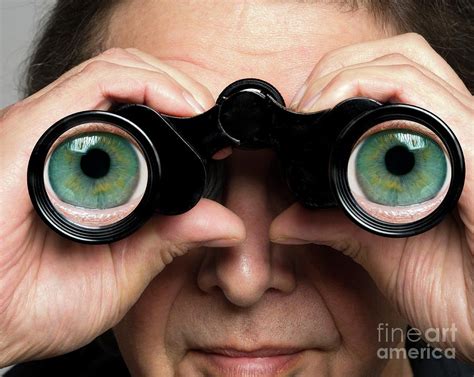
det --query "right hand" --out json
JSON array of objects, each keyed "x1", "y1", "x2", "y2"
[{"x1": 0, "y1": 48, "x2": 245, "y2": 366}]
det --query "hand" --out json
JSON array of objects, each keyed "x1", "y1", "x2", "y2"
[
  {"x1": 0, "y1": 48, "x2": 245, "y2": 366},
  {"x1": 270, "y1": 33, "x2": 474, "y2": 361}
]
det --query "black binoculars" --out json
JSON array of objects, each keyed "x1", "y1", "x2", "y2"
[{"x1": 28, "y1": 78, "x2": 465, "y2": 243}]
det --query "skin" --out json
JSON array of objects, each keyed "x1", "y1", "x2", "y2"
[{"x1": 0, "y1": 0, "x2": 472, "y2": 376}]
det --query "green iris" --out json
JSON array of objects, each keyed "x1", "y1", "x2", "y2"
[
  {"x1": 355, "y1": 129, "x2": 447, "y2": 206},
  {"x1": 48, "y1": 132, "x2": 140, "y2": 209}
]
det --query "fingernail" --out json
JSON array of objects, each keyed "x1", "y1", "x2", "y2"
[
  {"x1": 271, "y1": 237, "x2": 310, "y2": 245},
  {"x1": 212, "y1": 146, "x2": 233, "y2": 160},
  {"x1": 300, "y1": 91, "x2": 322, "y2": 112},
  {"x1": 182, "y1": 91, "x2": 206, "y2": 114},
  {"x1": 290, "y1": 81, "x2": 308, "y2": 108}
]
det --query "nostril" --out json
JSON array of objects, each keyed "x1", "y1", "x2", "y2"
[{"x1": 197, "y1": 249, "x2": 218, "y2": 292}]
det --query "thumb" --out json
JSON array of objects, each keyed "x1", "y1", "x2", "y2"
[
  {"x1": 269, "y1": 203, "x2": 406, "y2": 288},
  {"x1": 111, "y1": 198, "x2": 245, "y2": 309}
]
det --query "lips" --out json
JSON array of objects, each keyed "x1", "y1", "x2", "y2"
[
  {"x1": 198, "y1": 347, "x2": 305, "y2": 357},
  {"x1": 190, "y1": 347, "x2": 306, "y2": 376}
]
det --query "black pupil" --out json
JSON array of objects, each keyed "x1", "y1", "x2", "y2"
[
  {"x1": 385, "y1": 145, "x2": 415, "y2": 176},
  {"x1": 80, "y1": 148, "x2": 111, "y2": 179}
]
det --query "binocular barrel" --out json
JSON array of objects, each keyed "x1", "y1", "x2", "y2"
[{"x1": 28, "y1": 79, "x2": 465, "y2": 243}]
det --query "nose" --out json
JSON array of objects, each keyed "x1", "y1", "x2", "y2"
[{"x1": 197, "y1": 150, "x2": 296, "y2": 307}]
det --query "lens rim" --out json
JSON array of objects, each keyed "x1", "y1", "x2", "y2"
[
  {"x1": 330, "y1": 103, "x2": 465, "y2": 237},
  {"x1": 28, "y1": 111, "x2": 161, "y2": 244},
  {"x1": 216, "y1": 78, "x2": 285, "y2": 106}
]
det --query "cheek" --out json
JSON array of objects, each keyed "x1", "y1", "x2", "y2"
[
  {"x1": 113, "y1": 251, "x2": 202, "y2": 375},
  {"x1": 300, "y1": 247, "x2": 405, "y2": 359}
]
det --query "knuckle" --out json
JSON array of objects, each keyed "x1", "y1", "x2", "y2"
[
  {"x1": 81, "y1": 59, "x2": 115, "y2": 75},
  {"x1": 124, "y1": 47, "x2": 141, "y2": 55},
  {"x1": 0, "y1": 102, "x2": 24, "y2": 124},
  {"x1": 314, "y1": 50, "x2": 346, "y2": 77},
  {"x1": 380, "y1": 52, "x2": 409, "y2": 62},
  {"x1": 397, "y1": 63, "x2": 421, "y2": 78},
  {"x1": 147, "y1": 69, "x2": 172, "y2": 83},
  {"x1": 157, "y1": 69, "x2": 172, "y2": 81},
  {"x1": 404, "y1": 32, "x2": 430, "y2": 48},
  {"x1": 331, "y1": 69, "x2": 355, "y2": 85},
  {"x1": 100, "y1": 47, "x2": 131, "y2": 59}
]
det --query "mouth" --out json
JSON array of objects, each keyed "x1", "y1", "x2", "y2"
[{"x1": 190, "y1": 347, "x2": 306, "y2": 376}]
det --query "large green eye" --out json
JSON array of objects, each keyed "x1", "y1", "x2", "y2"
[
  {"x1": 347, "y1": 124, "x2": 452, "y2": 224},
  {"x1": 47, "y1": 131, "x2": 143, "y2": 209},
  {"x1": 351, "y1": 129, "x2": 448, "y2": 207},
  {"x1": 354, "y1": 129, "x2": 447, "y2": 206},
  {"x1": 355, "y1": 130, "x2": 447, "y2": 206}
]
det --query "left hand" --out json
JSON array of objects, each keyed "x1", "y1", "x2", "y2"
[{"x1": 270, "y1": 33, "x2": 474, "y2": 362}]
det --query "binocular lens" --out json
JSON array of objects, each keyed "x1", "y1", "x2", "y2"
[
  {"x1": 43, "y1": 122, "x2": 149, "y2": 228},
  {"x1": 347, "y1": 120, "x2": 451, "y2": 224}
]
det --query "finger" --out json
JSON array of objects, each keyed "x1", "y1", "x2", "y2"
[
  {"x1": 212, "y1": 146, "x2": 233, "y2": 160},
  {"x1": 110, "y1": 198, "x2": 246, "y2": 310},
  {"x1": 292, "y1": 32, "x2": 470, "y2": 104},
  {"x1": 125, "y1": 48, "x2": 215, "y2": 110},
  {"x1": 26, "y1": 47, "x2": 167, "y2": 102},
  {"x1": 295, "y1": 64, "x2": 473, "y2": 137},
  {"x1": 12, "y1": 61, "x2": 206, "y2": 142},
  {"x1": 294, "y1": 53, "x2": 473, "y2": 111},
  {"x1": 28, "y1": 48, "x2": 214, "y2": 113}
]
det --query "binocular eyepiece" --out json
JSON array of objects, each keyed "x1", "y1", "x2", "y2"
[{"x1": 28, "y1": 78, "x2": 465, "y2": 243}]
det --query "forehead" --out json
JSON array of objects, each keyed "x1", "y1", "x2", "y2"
[{"x1": 109, "y1": 0, "x2": 386, "y2": 101}]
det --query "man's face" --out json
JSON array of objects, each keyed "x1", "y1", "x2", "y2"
[{"x1": 109, "y1": 1, "x2": 406, "y2": 376}]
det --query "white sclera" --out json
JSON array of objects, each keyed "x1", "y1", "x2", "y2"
[
  {"x1": 43, "y1": 123, "x2": 149, "y2": 228},
  {"x1": 347, "y1": 120, "x2": 451, "y2": 224}
]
